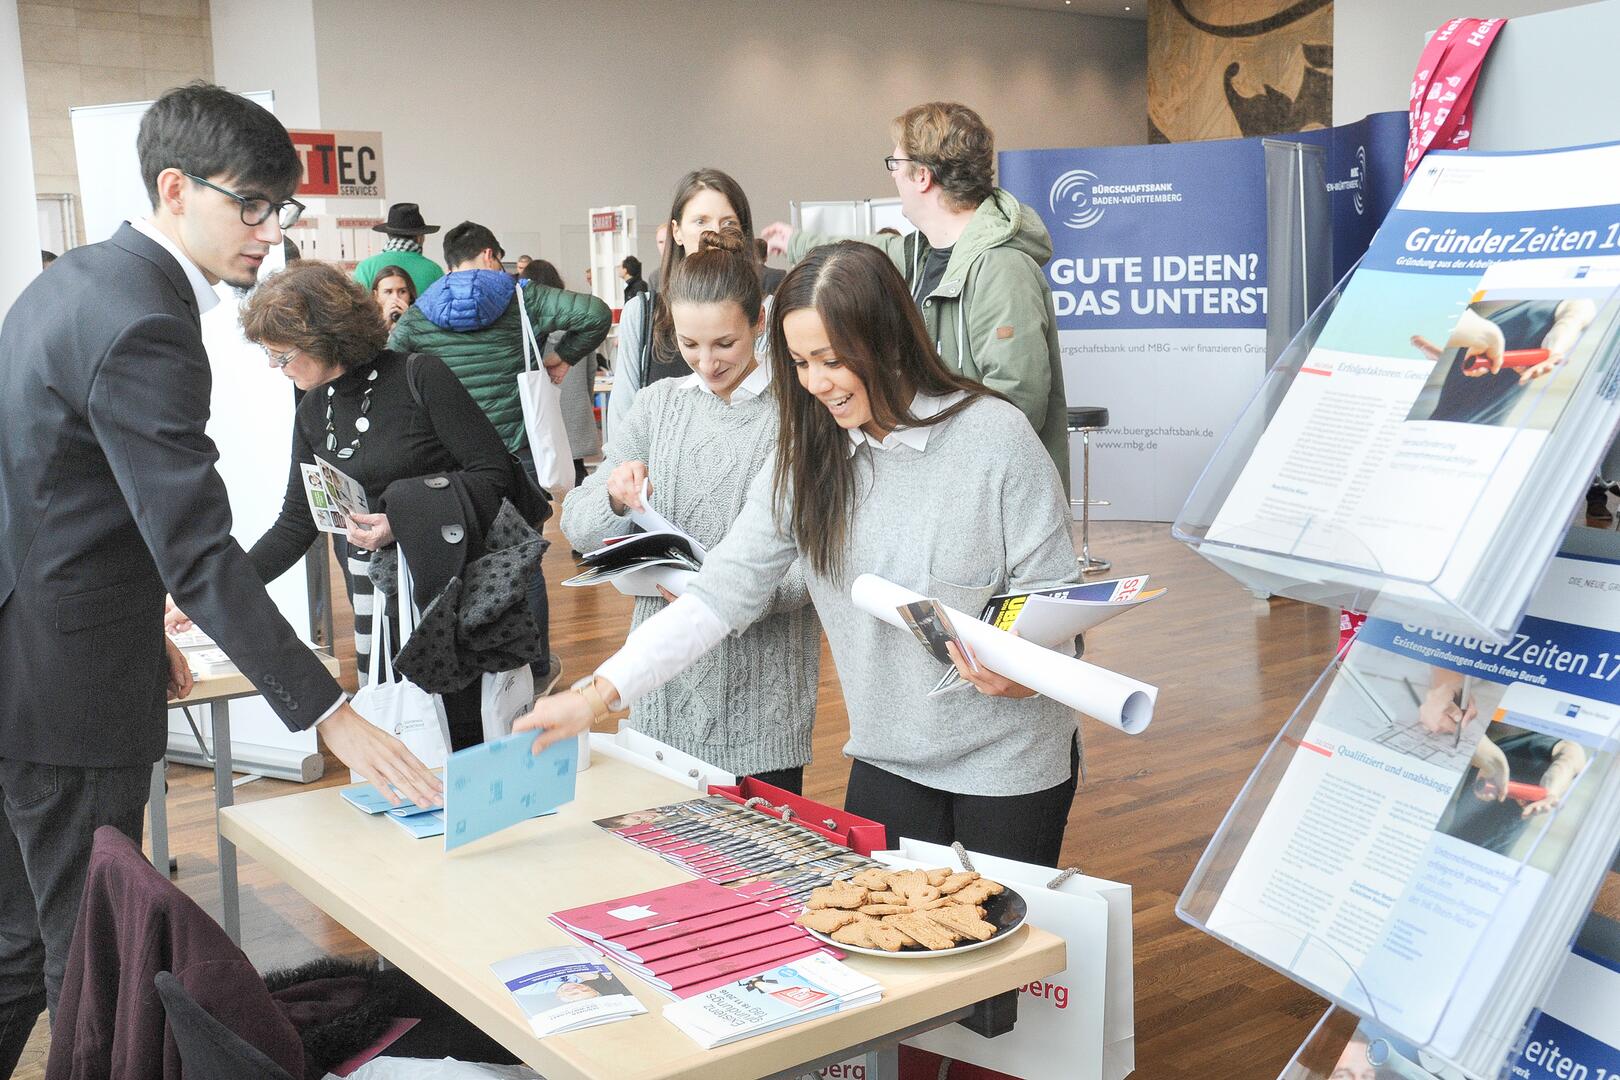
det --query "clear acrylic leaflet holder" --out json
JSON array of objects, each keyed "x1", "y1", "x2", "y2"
[
  {"x1": 1280, "y1": 909, "x2": 1620, "y2": 1079},
  {"x1": 1171, "y1": 262, "x2": 1620, "y2": 645},
  {"x1": 1276, "y1": 1007, "x2": 1467, "y2": 1080},
  {"x1": 1176, "y1": 639, "x2": 1620, "y2": 1075}
]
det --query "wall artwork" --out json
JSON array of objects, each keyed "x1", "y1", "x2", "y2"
[{"x1": 1148, "y1": 0, "x2": 1334, "y2": 143}]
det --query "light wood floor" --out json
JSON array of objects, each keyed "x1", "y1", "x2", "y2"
[{"x1": 16, "y1": 516, "x2": 1619, "y2": 1079}]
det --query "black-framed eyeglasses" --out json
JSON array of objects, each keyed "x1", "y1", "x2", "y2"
[
  {"x1": 263, "y1": 345, "x2": 299, "y2": 368},
  {"x1": 184, "y1": 173, "x2": 305, "y2": 229},
  {"x1": 884, "y1": 156, "x2": 926, "y2": 173}
]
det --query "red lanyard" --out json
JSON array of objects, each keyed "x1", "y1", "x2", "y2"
[{"x1": 1405, "y1": 17, "x2": 1507, "y2": 179}]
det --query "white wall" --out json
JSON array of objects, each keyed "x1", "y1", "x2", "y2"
[
  {"x1": 211, "y1": 0, "x2": 321, "y2": 127},
  {"x1": 1333, "y1": 0, "x2": 1588, "y2": 127},
  {"x1": 307, "y1": 0, "x2": 1147, "y2": 283},
  {"x1": 1, "y1": 0, "x2": 41, "y2": 316}
]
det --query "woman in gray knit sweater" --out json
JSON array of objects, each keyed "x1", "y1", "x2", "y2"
[
  {"x1": 525, "y1": 241, "x2": 1082, "y2": 865},
  {"x1": 558, "y1": 228, "x2": 820, "y2": 791}
]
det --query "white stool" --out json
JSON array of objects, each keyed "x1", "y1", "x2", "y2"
[{"x1": 1066, "y1": 406, "x2": 1111, "y2": 576}]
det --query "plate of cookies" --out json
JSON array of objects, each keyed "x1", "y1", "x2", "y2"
[{"x1": 793, "y1": 866, "x2": 1025, "y2": 957}]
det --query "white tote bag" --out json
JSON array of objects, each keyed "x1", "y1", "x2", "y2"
[
  {"x1": 349, "y1": 551, "x2": 451, "y2": 781},
  {"x1": 514, "y1": 283, "x2": 575, "y2": 496},
  {"x1": 479, "y1": 664, "x2": 534, "y2": 743},
  {"x1": 877, "y1": 839, "x2": 1136, "y2": 1080}
]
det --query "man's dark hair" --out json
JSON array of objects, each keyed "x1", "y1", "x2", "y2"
[
  {"x1": 443, "y1": 221, "x2": 502, "y2": 269},
  {"x1": 137, "y1": 82, "x2": 301, "y2": 207},
  {"x1": 622, "y1": 255, "x2": 642, "y2": 279},
  {"x1": 40, "y1": 250, "x2": 57, "y2": 268}
]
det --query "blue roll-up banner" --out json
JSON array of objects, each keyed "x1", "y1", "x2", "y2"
[{"x1": 999, "y1": 110, "x2": 1408, "y2": 520}]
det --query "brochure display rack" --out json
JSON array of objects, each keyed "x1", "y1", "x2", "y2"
[
  {"x1": 1174, "y1": 141, "x2": 1620, "y2": 644},
  {"x1": 1180, "y1": 545, "x2": 1620, "y2": 1079}
]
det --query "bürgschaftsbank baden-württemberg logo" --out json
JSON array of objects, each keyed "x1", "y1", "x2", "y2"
[
  {"x1": 1050, "y1": 170, "x2": 1184, "y2": 229},
  {"x1": 1050, "y1": 169, "x2": 1105, "y2": 230},
  {"x1": 1325, "y1": 144, "x2": 1369, "y2": 215}
]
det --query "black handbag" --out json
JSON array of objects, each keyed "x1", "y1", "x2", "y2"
[{"x1": 402, "y1": 352, "x2": 552, "y2": 528}]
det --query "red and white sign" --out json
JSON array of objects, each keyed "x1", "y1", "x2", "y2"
[
  {"x1": 1403, "y1": 18, "x2": 1506, "y2": 179},
  {"x1": 591, "y1": 211, "x2": 621, "y2": 233},
  {"x1": 287, "y1": 130, "x2": 386, "y2": 199}
]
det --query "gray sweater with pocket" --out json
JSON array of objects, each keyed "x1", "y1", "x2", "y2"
[{"x1": 688, "y1": 394, "x2": 1082, "y2": 796}]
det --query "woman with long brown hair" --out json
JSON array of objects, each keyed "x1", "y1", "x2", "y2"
[
  {"x1": 521, "y1": 241, "x2": 1085, "y2": 865},
  {"x1": 605, "y1": 168, "x2": 760, "y2": 439},
  {"x1": 370, "y1": 262, "x2": 417, "y2": 325},
  {"x1": 560, "y1": 227, "x2": 818, "y2": 791}
]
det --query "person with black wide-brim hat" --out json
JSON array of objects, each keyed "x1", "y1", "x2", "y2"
[{"x1": 353, "y1": 202, "x2": 445, "y2": 294}]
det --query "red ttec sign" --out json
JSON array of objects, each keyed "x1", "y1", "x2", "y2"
[{"x1": 287, "y1": 130, "x2": 385, "y2": 199}]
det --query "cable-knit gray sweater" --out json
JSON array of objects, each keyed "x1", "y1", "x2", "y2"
[
  {"x1": 560, "y1": 376, "x2": 820, "y2": 776},
  {"x1": 687, "y1": 395, "x2": 1082, "y2": 796}
]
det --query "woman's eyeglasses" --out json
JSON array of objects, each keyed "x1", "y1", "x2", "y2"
[
  {"x1": 185, "y1": 173, "x2": 306, "y2": 229},
  {"x1": 264, "y1": 345, "x2": 300, "y2": 368}
]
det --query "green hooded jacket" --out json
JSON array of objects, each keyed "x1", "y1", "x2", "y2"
[
  {"x1": 789, "y1": 189, "x2": 1070, "y2": 494},
  {"x1": 389, "y1": 269, "x2": 611, "y2": 452}
]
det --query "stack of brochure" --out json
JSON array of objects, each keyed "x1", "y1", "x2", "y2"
[
  {"x1": 1179, "y1": 549, "x2": 1620, "y2": 1078},
  {"x1": 341, "y1": 782, "x2": 446, "y2": 839},
  {"x1": 549, "y1": 879, "x2": 838, "y2": 999},
  {"x1": 490, "y1": 946, "x2": 646, "y2": 1036},
  {"x1": 1178, "y1": 140, "x2": 1620, "y2": 642},
  {"x1": 662, "y1": 951, "x2": 881, "y2": 1049}
]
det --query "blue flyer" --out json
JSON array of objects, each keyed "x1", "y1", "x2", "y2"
[{"x1": 444, "y1": 731, "x2": 578, "y2": 851}]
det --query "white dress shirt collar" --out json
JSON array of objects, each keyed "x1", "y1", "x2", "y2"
[
  {"x1": 130, "y1": 217, "x2": 221, "y2": 316},
  {"x1": 846, "y1": 389, "x2": 968, "y2": 455},
  {"x1": 677, "y1": 357, "x2": 772, "y2": 404}
]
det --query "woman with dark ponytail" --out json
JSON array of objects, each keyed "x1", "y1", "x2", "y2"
[
  {"x1": 559, "y1": 226, "x2": 819, "y2": 791},
  {"x1": 525, "y1": 241, "x2": 1085, "y2": 866}
]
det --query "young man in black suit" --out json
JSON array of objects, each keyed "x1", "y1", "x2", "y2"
[{"x1": 0, "y1": 83, "x2": 442, "y2": 1074}]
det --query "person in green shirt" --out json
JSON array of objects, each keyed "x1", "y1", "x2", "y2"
[{"x1": 353, "y1": 202, "x2": 445, "y2": 294}]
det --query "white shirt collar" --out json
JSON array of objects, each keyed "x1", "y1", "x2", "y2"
[
  {"x1": 130, "y1": 217, "x2": 221, "y2": 316},
  {"x1": 677, "y1": 358, "x2": 772, "y2": 404},
  {"x1": 846, "y1": 390, "x2": 967, "y2": 455}
]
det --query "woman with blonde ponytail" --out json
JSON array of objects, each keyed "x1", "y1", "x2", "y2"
[{"x1": 559, "y1": 226, "x2": 819, "y2": 791}]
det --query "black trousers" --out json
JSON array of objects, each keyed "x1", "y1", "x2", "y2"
[
  {"x1": 444, "y1": 682, "x2": 485, "y2": 753},
  {"x1": 843, "y1": 735, "x2": 1080, "y2": 867},
  {"x1": 0, "y1": 757, "x2": 150, "y2": 1079},
  {"x1": 747, "y1": 766, "x2": 804, "y2": 796}
]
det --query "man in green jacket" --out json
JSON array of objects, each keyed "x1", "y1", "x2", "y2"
[
  {"x1": 762, "y1": 102, "x2": 1070, "y2": 495},
  {"x1": 354, "y1": 202, "x2": 445, "y2": 294},
  {"x1": 390, "y1": 220, "x2": 611, "y2": 689}
]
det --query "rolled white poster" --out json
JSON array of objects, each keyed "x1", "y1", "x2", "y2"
[{"x1": 850, "y1": 574, "x2": 1155, "y2": 734}]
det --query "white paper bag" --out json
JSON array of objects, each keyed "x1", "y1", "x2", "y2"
[
  {"x1": 514, "y1": 283, "x2": 574, "y2": 496},
  {"x1": 350, "y1": 552, "x2": 451, "y2": 779},
  {"x1": 878, "y1": 839, "x2": 1135, "y2": 1080},
  {"x1": 480, "y1": 665, "x2": 534, "y2": 743}
]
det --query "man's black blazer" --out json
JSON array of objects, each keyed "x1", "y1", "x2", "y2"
[{"x1": 0, "y1": 223, "x2": 342, "y2": 768}]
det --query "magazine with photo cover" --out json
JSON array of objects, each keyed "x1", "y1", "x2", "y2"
[
  {"x1": 1179, "y1": 140, "x2": 1620, "y2": 642},
  {"x1": 1180, "y1": 550, "x2": 1620, "y2": 1077}
]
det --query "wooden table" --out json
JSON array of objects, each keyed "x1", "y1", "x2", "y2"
[
  {"x1": 155, "y1": 650, "x2": 341, "y2": 945},
  {"x1": 221, "y1": 756, "x2": 1066, "y2": 1080}
]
